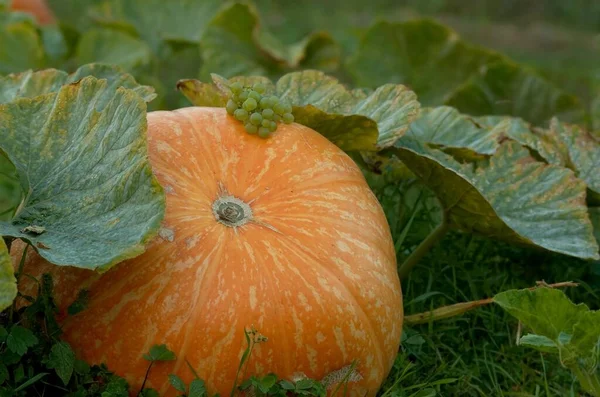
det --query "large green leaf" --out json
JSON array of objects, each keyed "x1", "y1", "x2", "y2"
[
  {"x1": 0, "y1": 21, "x2": 45, "y2": 75},
  {"x1": 76, "y1": 29, "x2": 152, "y2": 71},
  {"x1": 494, "y1": 288, "x2": 589, "y2": 342},
  {"x1": 346, "y1": 19, "x2": 505, "y2": 106},
  {"x1": 0, "y1": 238, "x2": 16, "y2": 311},
  {"x1": 494, "y1": 287, "x2": 600, "y2": 392},
  {"x1": 446, "y1": 61, "x2": 586, "y2": 126},
  {"x1": 406, "y1": 107, "x2": 499, "y2": 157},
  {"x1": 97, "y1": 0, "x2": 223, "y2": 51},
  {"x1": 0, "y1": 76, "x2": 165, "y2": 271},
  {"x1": 0, "y1": 153, "x2": 20, "y2": 221},
  {"x1": 178, "y1": 70, "x2": 420, "y2": 151},
  {"x1": 0, "y1": 63, "x2": 156, "y2": 104},
  {"x1": 46, "y1": 0, "x2": 100, "y2": 32},
  {"x1": 200, "y1": 2, "x2": 340, "y2": 80},
  {"x1": 388, "y1": 139, "x2": 599, "y2": 259}
]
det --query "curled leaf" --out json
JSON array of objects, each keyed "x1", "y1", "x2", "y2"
[{"x1": 388, "y1": 139, "x2": 599, "y2": 259}]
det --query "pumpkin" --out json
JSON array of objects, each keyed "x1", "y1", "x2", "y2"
[
  {"x1": 9, "y1": 0, "x2": 55, "y2": 25},
  {"x1": 14, "y1": 107, "x2": 403, "y2": 396}
]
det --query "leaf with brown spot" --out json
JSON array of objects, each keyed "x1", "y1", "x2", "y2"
[{"x1": 386, "y1": 138, "x2": 599, "y2": 259}]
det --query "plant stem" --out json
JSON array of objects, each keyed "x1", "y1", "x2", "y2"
[
  {"x1": 570, "y1": 364, "x2": 600, "y2": 396},
  {"x1": 398, "y1": 214, "x2": 449, "y2": 280},
  {"x1": 138, "y1": 362, "x2": 153, "y2": 395},
  {"x1": 404, "y1": 281, "x2": 579, "y2": 326},
  {"x1": 9, "y1": 243, "x2": 29, "y2": 323}
]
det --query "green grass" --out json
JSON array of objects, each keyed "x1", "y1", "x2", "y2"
[{"x1": 372, "y1": 176, "x2": 600, "y2": 396}]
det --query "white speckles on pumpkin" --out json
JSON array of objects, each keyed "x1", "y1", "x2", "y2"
[
  {"x1": 19, "y1": 108, "x2": 402, "y2": 397},
  {"x1": 249, "y1": 286, "x2": 257, "y2": 310}
]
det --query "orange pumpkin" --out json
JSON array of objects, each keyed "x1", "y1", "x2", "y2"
[
  {"x1": 9, "y1": 0, "x2": 55, "y2": 25},
  {"x1": 14, "y1": 107, "x2": 403, "y2": 396}
]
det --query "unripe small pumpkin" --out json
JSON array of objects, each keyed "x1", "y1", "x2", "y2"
[{"x1": 14, "y1": 107, "x2": 403, "y2": 396}]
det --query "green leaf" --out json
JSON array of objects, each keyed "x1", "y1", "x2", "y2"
[
  {"x1": 258, "y1": 374, "x2": 278, "y2": 393},
  {"x1": 200, "y1": 2, "x2": 340, "y2": 79},
  {"x1": 40, "y1": 25, "x2": 69, "y2": 63},
  {"x1": 405, "y1": 107, "x2": 499, "y2": 157},
  {"x1": 76, "y1": 29, "x2": 152, "y2": 71},
  {"x1": 389, "y1": 139, "x2": 599, "y2": 259},
  {"x1": 96, "y1": 0, "x2": 223, "y2": 52},
  {"x1": 494, "y1": 287, "x2": 600, "y2": 375},
  {"x1": 0, "y1": 151, "x2": 21, "y2": 221},
  {"x1": 0, "y1": 238, "x2": 16, "y2": 311},
  {"x1": 188, "y1": 379, "x2": 207, "y2": 397},
  {"x1": 6, "y1": 325, "x2": 38, "y2": 355},
  {"x1": 168, "y1": 374, "x2": 186, "y2": 393},
  {"x1": 179, "y1": 71, "x2": 420, "y2": 151},
  {"x1": 482, "y1": 116, "x2": 600, "y2": 198},
  {"x1": 146, "y1": 44, "x2": 203, "y2": 110},
  {"x1": 518, "y1": 334, "x2": 559, "y2": 353},
  {"x1": 143, "y1": 344, "x2": 176, "y2": 362},
  {"x1": 0, "y1": 21, "x2": 45, "y2": 75},
  {"x1": 570, "y1": 310, "x2": 600, "y2": 359},
  {"x1": 0, "y1": 362, "x2": 7, "y2": 384},
  {"x1": 0, "y1": 76, "x2": 165, "y2": 271},
  {"x1": 73, "y1": 359, "x2": 90, "y2": 376},
  {"x1": 139, "y1": 389, "x2": 160, "y2": 397},
  {"x1": 475, "y1": 116, "x2": 564, "y2": 165},
  {"x1": 346, "y1": 19, "x2": 505, "y2": 106},
  {"x1": 13, "y1": 372, "x2": 48, "y2": 392},
  {"x1": 494, "y1": 287, "x2": 587, "y2": 341},
  {"x1": 446, "y1": 61, "x2": 586, "y2": 126},
  {"x1": 46, "y1": 0, "x2": 98, "y2": 32},
  {"x1": 0, "y1": 63, "x2": 156, "y2": 104},
  {"x1": 46, "y1": 341, "x2": 75, "y2": 385}
]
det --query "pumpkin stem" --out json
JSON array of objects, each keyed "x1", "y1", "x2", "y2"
[{"x1": 213, "y1": 195, "x2": 253, "y2": 228}]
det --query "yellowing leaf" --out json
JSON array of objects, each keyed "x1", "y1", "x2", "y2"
[{"x1": 389, "y1": 139, "x2": 599, "y2": 259}]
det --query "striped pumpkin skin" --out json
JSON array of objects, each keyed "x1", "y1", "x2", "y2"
[{"x1": 14, "y1": 107, "x2": 403, "y2": 396}]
